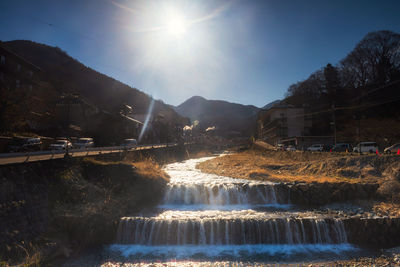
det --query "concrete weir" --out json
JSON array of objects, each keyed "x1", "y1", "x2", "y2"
[
  {"x1": 344, "y1": 217, "x2": 400, "y2": 248},
  {"x1": 281, "y1": 182, "x2": 379, "y2": 206},
  {"x1": 111, "y1": 156, "x2": 400, "y2": 262}
]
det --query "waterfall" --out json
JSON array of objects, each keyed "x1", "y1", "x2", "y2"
[
  {"x1": 116, "y1": 216, "x2": 347, "y2": 245},
  {"x1": 112, "y1": 157, "x2": 353, "y2": 261},
  {"x1": 162, "y1": 183, "x2": 286, "y2": 205}
]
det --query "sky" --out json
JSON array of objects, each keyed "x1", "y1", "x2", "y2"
[{"x1": 1, "y1": 0, "x2": 400, "y2": 108}]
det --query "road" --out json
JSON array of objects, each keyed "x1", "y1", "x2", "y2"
[{"x1": 0, "y1": 143, "x2": 178, "y2": 165}]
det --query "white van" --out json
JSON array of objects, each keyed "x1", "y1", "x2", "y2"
[{"x1": 353, "y1": 142, "x2": 378, "y2": 153}]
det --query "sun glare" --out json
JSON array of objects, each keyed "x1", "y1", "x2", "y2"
[
  {"x1": 167, "y1": 18, "x2": 186, "y2": 36},
  {"x1": 165, "y1": 12, "x2": 188, "y2": 37}
]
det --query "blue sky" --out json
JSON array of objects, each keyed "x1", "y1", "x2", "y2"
[{"x1": 1, "y1": 0, "x2": 400, "y2": 107}]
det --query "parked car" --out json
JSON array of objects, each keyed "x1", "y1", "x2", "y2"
[
  {"x1": 74, "y1": 138, "x2": 94, "y2": 149},
  {"x1": 333, "y1": 143, "x2": 351, "y2": 152},
  {"x1": 286, "y1": 145, "x2": 296, "y2": 151},
  {"x1": 50, "y1": 140, "x2": 73, "y2": 150},
  {"x1": 121, "y1": 138, "x2": 137, "y2": 149},
  {"x1": 307, "y1": 144, "x2": 324, "y2": 151},
  {"x1": 7, "y1": 137, "x2": 42, "y2": 152},
  {"x1": 384, "y1": 143, "x2": 400, "y2": 154},
  {"x1": 353, "y1": 142, "x2": 378, "y2": 153}
]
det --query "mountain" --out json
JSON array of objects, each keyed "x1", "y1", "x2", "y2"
[
  {"x1": 175, "y1": 96, "x2": 260, "y2": 137},
  {"x1": 3, "y1": 40, "x2": 186, "y2": 117},
  {"x1": 262, "y1": 100, "x2": 281, "y2": 110},
  {"x1": 1, "y1": 40, "x2": 188, "y2": 143}
]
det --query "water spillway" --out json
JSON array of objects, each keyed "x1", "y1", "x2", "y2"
[
  {"x1": 161, "y1": 158, "x2": 290, "y2": 207},
  {"x1": 116, "y1": 211, "x2": 347, "y2": 245},
  {"x1": 111, "y1": 157, "x2": 356, "y2": 262},
  {"x1": 163, "y1": 183, "x2": 284, "y2": 205}
]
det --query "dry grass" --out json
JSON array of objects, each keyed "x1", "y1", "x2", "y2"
[
  {"x1": 197, "y1": 149, "x2": 395, "y2": 184},
  {"x1": 372, "y1": 202, "x2": 400, "y2": 217},
  {"x1": 83, "y1": 157, "x2": 169, "y2": 181},
  {"x1": 82, "y1": 157, "x2": 124, "y2": 165},
  {"x1": 132, "y1": 158, "x2": 170, "y2": 181}
]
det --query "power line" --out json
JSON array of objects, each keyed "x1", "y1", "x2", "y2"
[{"x1": 0, "y1": 3, "x2": 137, "y2": 78}]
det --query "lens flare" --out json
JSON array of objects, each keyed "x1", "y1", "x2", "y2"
[{"x1": 138, "y1": 99, "x2": 155, "y2": 142}]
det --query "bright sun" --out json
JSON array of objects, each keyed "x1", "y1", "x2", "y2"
[{"x1": 165, "y1": 12, "x2": 188, "y2": 37}]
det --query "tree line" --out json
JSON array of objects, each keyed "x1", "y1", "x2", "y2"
[{"x1": 282, "y1": 30, "x2": 400, "y2": 143}]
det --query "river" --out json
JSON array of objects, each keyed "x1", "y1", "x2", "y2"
[{"x1": 89, "y1": 156, "x2": 370, "y2": 266}]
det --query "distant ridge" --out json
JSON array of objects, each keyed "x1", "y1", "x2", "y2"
[{"x1": 175, "y1": 96, "x2": 260, "y2": 137}]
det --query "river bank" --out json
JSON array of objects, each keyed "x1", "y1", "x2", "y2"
[
  {"x1": 0, "y1": 144, "x2": 217, "y2": 266},
  {"x1": 0, "y1": 157, "x2": 170, "y2": 266},
  {"x1": 197, "y1": 149, "x2": 400, "y2": 202}
]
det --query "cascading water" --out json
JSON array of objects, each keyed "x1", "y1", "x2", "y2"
[
  {"x1": 160, "y1": 157, "x2": 290, "y2": 209},
  {"x1": 116, "y1": 212, "x2": 347, "y2": 245},
  {"x1": 162, "y1": 183, "x2": 283, "y2": 206},
  {"x1": 109, "y1": 156, "x2": 357, "y2": 263}
]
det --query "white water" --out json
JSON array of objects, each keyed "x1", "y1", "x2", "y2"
[
  {"x1": 162, "y1": 157, "x2": 290, "y2": 207},
  {"x1": 109, "y1": 243, "x2": 355, "y2": 259},
  {"x1": 110, "y1": 156, "x2": 357, "y2": 262}
]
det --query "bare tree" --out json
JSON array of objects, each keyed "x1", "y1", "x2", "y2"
[{"x1": 340, "y1": 30, "x2": 400, "y2": 89}]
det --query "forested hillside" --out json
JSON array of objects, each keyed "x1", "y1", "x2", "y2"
[
  {"x1": 282, "y1": 30, "x2": 400, "y2": 144},
  {"x1": 1, "y1": 40, "x2": 188, "y2": 143}
]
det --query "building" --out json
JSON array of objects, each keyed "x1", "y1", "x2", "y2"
[
  {"x1": 54, "y1": 94, "x2": 143, "y2": 143},
  {"x1": 257, "y1": 104, "x2": 311, "y2": 146}
]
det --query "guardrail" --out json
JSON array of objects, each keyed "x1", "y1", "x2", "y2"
[{"x1": 0, "y1": 142, "x2": 183, "y2": 165}]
